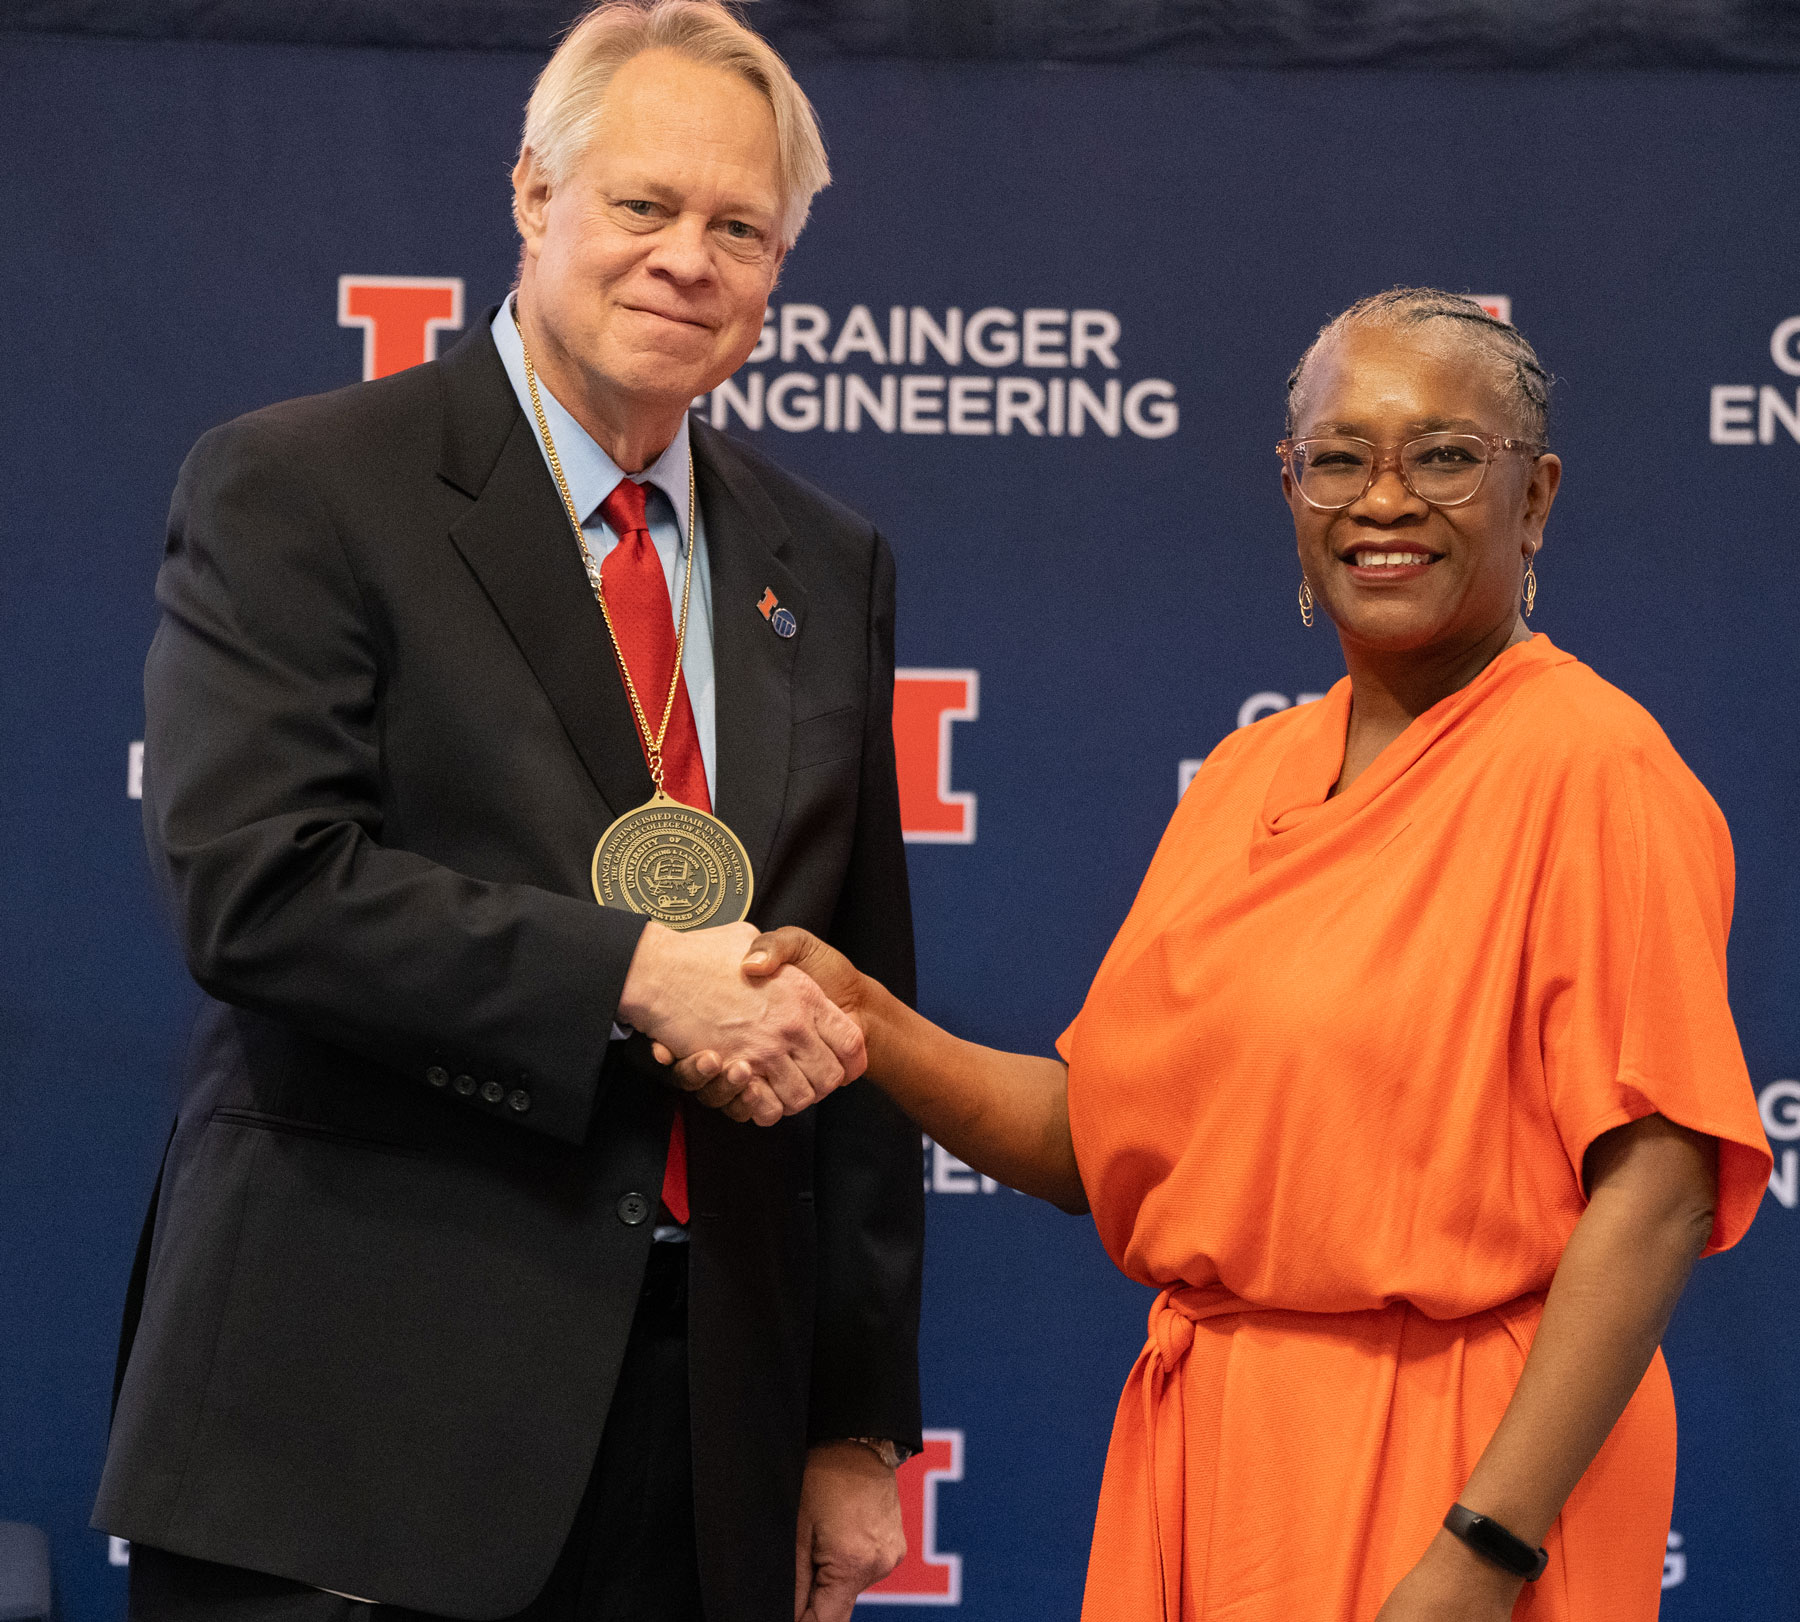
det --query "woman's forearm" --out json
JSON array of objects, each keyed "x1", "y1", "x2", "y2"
[
  {"x1": 860, "y1": 975, "x2": 1087, "y2": 1213},
  {"x1": 1379, "y1": 1116, "x2": 1717, "y2": 1616},
  {"x1": 1455, "y1": 1115, "x2": 1717, "y2": 1547}
]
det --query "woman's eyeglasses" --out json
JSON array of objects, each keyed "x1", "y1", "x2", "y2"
[{"x1": 1277, "y1": 432, "x2": 1546, "y2": 511}]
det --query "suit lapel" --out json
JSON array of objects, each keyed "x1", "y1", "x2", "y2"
[
  {"x1": 695, "y1": 421, "x2": 805, "y2": 893},
  {"x1": 437, "y1": 328, "x2": 806, "y2": 881},
  {"x1": 440, "y1": 326, "x2": 653, "y2": 822}
]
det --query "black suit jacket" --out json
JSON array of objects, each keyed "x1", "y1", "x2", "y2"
[{"x1": 94, "y1": 321, "x2": 924, "y2": 1622}]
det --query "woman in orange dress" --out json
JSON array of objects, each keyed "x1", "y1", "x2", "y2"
[{"x1": 665, "y1": 289, "x2": 1771, "y2": 1622}]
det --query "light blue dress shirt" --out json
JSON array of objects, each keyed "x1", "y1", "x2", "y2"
[{"x1": 491, "y1": 298, "x2": 716, "y2": 799}]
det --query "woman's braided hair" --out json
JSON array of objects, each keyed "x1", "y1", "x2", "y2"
[{"x1": 1285, "y1": 288, "x2": 1552, "y2": 443}]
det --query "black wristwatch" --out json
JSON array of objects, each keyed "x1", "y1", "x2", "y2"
[{"x1": 1442, "y1": 1505, "x2": 1548, "y2": 1581}]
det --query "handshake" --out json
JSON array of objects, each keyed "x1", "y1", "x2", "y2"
[
  {"x1": 621, "y1": 917, "x2": 1088, "y2": 1213},
  {"x1": 617, "y1": 920, "x2": 869, "y2": 1127}
]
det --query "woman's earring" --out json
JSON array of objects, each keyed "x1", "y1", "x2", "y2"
[
  {"x1": 1522, "y1": 559, "x2": 1538, "y2": 618},
  {"x1": 1298, "y1": 578, "x2": 1315, "y2": 629}
]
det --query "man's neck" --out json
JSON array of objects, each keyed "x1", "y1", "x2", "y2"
[{"x1": 512, "y1": 294, "x2": 682, "y2": 475}]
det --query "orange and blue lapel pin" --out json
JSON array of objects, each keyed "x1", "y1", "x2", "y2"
[{"x1": 757, "y1": 587, "x2": 797, "y2": 638}]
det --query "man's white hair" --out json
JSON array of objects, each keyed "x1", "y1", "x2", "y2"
[{"x1": 521, "y1": 0, "x2": 829, "y2": 248}]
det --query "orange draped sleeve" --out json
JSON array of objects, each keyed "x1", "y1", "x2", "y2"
[{"x1": 1057, "y1": 635, "x2": 1769, "y2": 1622}]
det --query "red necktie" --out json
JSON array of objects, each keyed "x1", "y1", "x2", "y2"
[{"x1": 597, "y1": 476, "x2": 708, "y2": 1225}]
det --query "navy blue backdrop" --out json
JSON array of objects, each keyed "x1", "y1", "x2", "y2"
[{"x1": 1, "y1": 32, "x2": 1796, "y2": 1622}]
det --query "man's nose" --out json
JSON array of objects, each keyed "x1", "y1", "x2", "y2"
[{"x1": 646, "y1": 216, "x2": 714, "y2": 284}]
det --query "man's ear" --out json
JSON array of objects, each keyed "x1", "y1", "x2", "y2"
[{"x1": 512, "y1": 148, "x2": 553, "y2": 255}]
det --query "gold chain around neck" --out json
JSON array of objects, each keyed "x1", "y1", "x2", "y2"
[{"x1": 518, "y1": 325, "x2": 697, "y2": 793}]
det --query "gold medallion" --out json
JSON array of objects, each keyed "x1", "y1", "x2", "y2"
[{"x1": 590, "y1": 789, "x2": 753, "y2": 931}]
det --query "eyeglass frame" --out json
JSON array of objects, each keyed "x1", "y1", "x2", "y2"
[{"x1": 1275, "y1": 431, "x2": 1549, "y2": 512}]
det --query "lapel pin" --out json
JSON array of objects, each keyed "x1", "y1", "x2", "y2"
[{"x1": 757, "y1": 587, "x2": 797, "y2": 639}]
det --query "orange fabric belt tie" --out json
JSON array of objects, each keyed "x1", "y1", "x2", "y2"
[{"x1": 1137, "y1": 1285, "x2": 1241, "y2": 1622}]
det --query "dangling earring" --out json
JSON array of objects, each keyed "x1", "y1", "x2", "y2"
[
  {"x1": 1298, "y1": 578, "x2": 1315, "y2": 629},
  {"x1": 1522, "y1": 558, "x2": 1538, "y2": 618}
]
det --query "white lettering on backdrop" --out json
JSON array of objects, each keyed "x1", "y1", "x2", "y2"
[{"x1": 707, "y1": 304, "x2": 1180, "y2": 440}]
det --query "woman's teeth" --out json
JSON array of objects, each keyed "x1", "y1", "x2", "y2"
[{"x1": 1354, "y1": 551, "x2": 1432, "y2": 568}]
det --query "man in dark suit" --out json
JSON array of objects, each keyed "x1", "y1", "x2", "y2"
[{"x1": 95, "y1": 7, "x2": 924, "y2": 1621}]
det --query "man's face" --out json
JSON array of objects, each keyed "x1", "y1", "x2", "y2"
[{"x1": 514, "y1": 48, "x2": 785, "y2": 417}]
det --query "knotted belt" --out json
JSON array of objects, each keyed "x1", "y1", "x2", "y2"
[{"x1": 1135, "y1": 1283, "x2": 1245, "y2": 1622}]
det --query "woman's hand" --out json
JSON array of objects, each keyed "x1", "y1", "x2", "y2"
[
  {"x1": 741, "y1": 927, "x2": 872, "y2": 1022},
  {"x1": 1373, "y1": 1530, "x2": 1522, "y2": 1622},
  {"x1": 652, "y1": 928, "x2": 873, "y2": 1125}
]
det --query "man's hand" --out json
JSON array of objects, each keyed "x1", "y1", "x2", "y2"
[
  {"x1": 794, "y1": 1441, "x2": 905, "y2": 1622},
  {"x1": 619, "y1": 921, "x2": 866, "y2": 1126},
  {"x1": 654, "y1": 928, "x2": 871, "y2": 1114}
]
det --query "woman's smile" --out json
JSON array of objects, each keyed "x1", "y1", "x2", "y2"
[{"x1": 1340, "y1": 544, "x2": 1443, "y2": 581}]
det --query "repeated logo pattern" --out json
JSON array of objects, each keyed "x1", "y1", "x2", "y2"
[{"x1": 337, "y1": 276, "x2": 465, "y2": 381}]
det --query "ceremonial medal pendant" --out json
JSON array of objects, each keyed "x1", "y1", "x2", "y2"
[{"x1": 590, "y1": 789, "x2": 754, "y2": 931}]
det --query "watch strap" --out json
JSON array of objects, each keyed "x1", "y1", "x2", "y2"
[
  {"x1": 1443, "y1": 1504, "x2": 1548, "y2": 1581},
  {"x1": 845, "y1": 1436, "x2": 908, "y2": 1470}
]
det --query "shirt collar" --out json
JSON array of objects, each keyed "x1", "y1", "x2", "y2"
[{"x1": 491, "y1": 297, "x2": 693, "y2": 543}]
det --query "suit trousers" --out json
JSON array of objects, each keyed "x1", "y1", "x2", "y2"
[{"x1": 127, "y1": 1243, "x2": 704, "y2": 1622}]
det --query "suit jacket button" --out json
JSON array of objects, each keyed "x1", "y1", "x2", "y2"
[
  {"x1": 426, "y1": 1066, "x2": 450, "y2": 1088},
  {"x1": 479, "y1": 1080, "x2": 504, "y2": 1105},
  {"x1": 617, "y1": 1192, "x2": 651, "y2": 1226},
  {"x1": 452, "y1": 1074, "x2": 476, "y2": 1096},
  {"x1": 507, "y1": 1089, "x2": 532, "y2": 1113}
]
